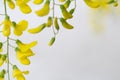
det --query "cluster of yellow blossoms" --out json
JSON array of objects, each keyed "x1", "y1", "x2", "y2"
[
  {"x1": 0, "y1": 0, "x2": 119, "y2": 80},
  {"x1": 15, "y1": 40, "x2": 37, "y2": 65},
  {"x1": 12, "y1": 65, "x2": 29, "y2": 80},
  {"x1": 0, "y1": 39, "x2": 37, "y2": 80},
  {"x1": 1, "y1": 0, "x2": 119, "y2": 80},
  {"x1": 0, "y1": 0, "x2": 77, "y2": 80},
  {"x1": 84, "y1": 0, "x2": 118, "y2": 8},
  {"x1": 1, "y1": 16, "x2": 28, "y2": 37}
]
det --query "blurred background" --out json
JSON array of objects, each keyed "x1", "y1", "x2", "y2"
[{"x1": 1, "y1": 0, "x2": 120, "y2": 80}]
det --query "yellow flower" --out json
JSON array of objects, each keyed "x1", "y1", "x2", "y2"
[
  {"x1": 15, "y1": 40, "x2": 37, "y2": 65},
  {"x1": 84, "y1": 0, "x2": 116, "y2": 9},
  {"x1": 0, "y1": 69, "x2": 6, "y2": 80},
  {"x1": 0, "y1": 70, "x2": 6, "y2": 80},
  {"x1": 2, "y1": 16, "x2": 11, "y2": 37},
  {"x1": 12, "y1": 20, "x2": 28, "y2": 36},
  {"x1": 35, "y1": 0, "x2": 50, "y2": 16},
  {"x1": 16, "y1": 0, "x2": 30, "y2": 5},
  {"x1": 16, "y1": 40, "x2": 37, "y2": 52},
  {"x1": 18, "y1": 57, "x2": 30, "y2": 65},
  {"x1": 7, "y1": 0, "x2": 15, "y2": 9},
  {"x1": 94, "y1": 0, "x2": 110, "y2": 9},
  {"x1": 33, "y1": 0, "x2": 44, "y2": 4},
  {"x1": 16, "y1": 48, "x2": 34, "y2": 58},
  {"x1": 84, "y1": 0, "x2": 100, "y2": 8},
  {"x1": 19, "y1": 3, "x2": 32, "y2": 14},
  {"x1": 28, "y1": 23, "x2": 46, "y2": 34},
  {"x1": 48, "y1": 37, "x2": 55, "y2": 46},
  {"x1": 12, "y1": 65, "x2": 28, "y2": 80},
  {"x1": 16, "y1": 0, "x2": 32, "y2": 14},
  {"x1": 60, "y1": 18, "x2": 73, "y2": 29},
  {"x1": 0, "y1": 54, "x2": 7, "y2": 66},
  {"x1": 15, "y1": 48, "x2": 34, "y2": 65},
  {"x1": 60, "y1": 5, "x2": 73, "y2": 19},
  {"x1": 46, "y1": 17, "x2": 52, "y2": 27}
]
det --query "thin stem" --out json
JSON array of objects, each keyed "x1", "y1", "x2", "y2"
[
  {"x1": 52, "y1": 0, "x2": 56, "y2": 35},
  {"x1": 4, "y1": 0, "x2": 7, "y2": 16},
  {"x1": 9, "y1": 62, "x2": 13, "y2": 66},
  {"x1": 0, "y1": 14, "x2": 5, "y2": 15},
  {"x1": 9, "y1": 38, "x2": 16, "y2": 41},
  {"x1": 7, "y1": 37, "x2": 10, "y2": 80},
  {"x1": 4, "y1": 0, "x2": 10, "y2": 80},
  {"x1": 74, "y1": 0, "x2": 76, "y2": 9},
  {"x1": 9, "y1": 44, "x2": 16, "y2": 48},
  {"x1": 52, "y1": 0, "x2": 59, "y2": 36},
  {"x1": 3, "y1": 40, "x2": 7, "y2": 44}
]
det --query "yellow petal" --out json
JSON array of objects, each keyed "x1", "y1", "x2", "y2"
[
  {"x1": 0, "y1": 59, "x2": 4, "y2": 66},
  {"x1": 33, "y1": 0, "x2": 44, "y2": 4},
  {"x1": 19, "y1": 3, "x2": 32, "y2": 14},
  {"x1": 28, "y1": 23, "x2": 46, "y2": 34},
  {"x1": 60, "y1": 5, "x2": 73, "y2": 19},
  {"x1": 59, "y1": 0, "x2": 66, "y2": 2},
  {"x1": 12, "y1": 69, "x2": 22, "y2": 78},
  {"x1": 60, "y1": 18, "x2": 73, "y2": 29},
  {"x1": 35, "y1": 0, "x2": 50, "y2": 16},
  {"x1": 16, "y1": 0, "x2": 30, "y2": 6},
  {"x1": 2, "y1": 19, "x2": 11, "y2": 36},
  {"x1": 84, "y1": 0, "x2": 100, "y2": 8},
  {"x1": 7, "y1": 0, "x2": 15, "y2": 9},
  {"x1": 16, "y1": 49, "x2": 34, "y2": 59},
  {"x1": 0, "y1": 78, "x2": 4, "y2": 80},
  {"x1": 17, "y1": 20, "x2": 28, "y2": 31},
  {"x1": 16, "y1": 40, "x2": 37, "y2": 52},
  {"x1": 22, "y1": 71, "x2": 29, "y2": 75},
  {"x1": 20, "y1": 57, "x2": 30, "y2": 65},
  {"x1": 13, "y1": 20, "x2": 28, "y2": 36},
  {"x1": 14, "y1": 28, "x2": 23, "y2": 36},
  {"x1": 46, "y1": 17, "x2": 52, "y2": 27},
  {"x1": 16, "y1": 75, "x2": 25, "y2": 80},
  {"x1": 0, "y1": 49, "x2": 2, "y2": 52}
]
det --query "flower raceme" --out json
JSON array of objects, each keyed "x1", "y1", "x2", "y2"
[
  {"x1": 15, "y1": 40, "x2": 37, "y2": 65},
  {"x1": 12, "y1": 65, "x2": 29, "y2": 80}
]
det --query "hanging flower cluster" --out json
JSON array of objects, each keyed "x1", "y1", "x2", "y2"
[
  {"x1": 0, "y1": 0, "x2": 76, "y2": 80},
  {"x1": 1, "y1": 0, "x2": 119, "y2": 80},
  {"x1": 84, "y1": 0, "x2": 118, "y2": 8}
]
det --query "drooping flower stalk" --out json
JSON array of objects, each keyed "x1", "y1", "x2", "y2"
[{"x1": 3, "y1": 0, "x2": 10, "y2": 80}]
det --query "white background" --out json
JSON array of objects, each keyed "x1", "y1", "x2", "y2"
[{"x1": 1, "y1": 0, "x2": 120, "y2": 80}]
